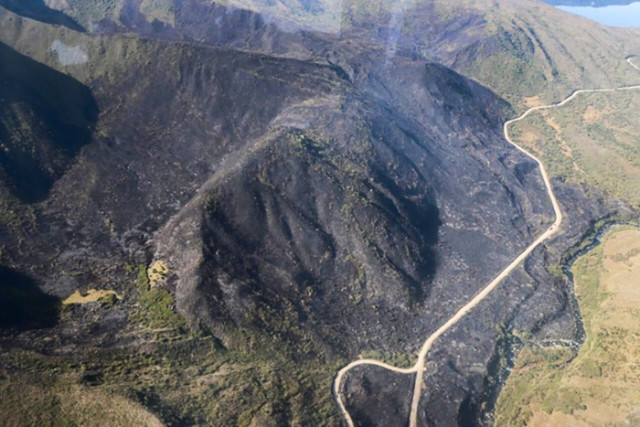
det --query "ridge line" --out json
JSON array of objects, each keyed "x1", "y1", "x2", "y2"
[{"x1": 334, "y1": 56, "x2": 640, "y2": 427}]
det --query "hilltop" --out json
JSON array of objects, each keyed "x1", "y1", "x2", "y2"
[{"x1": 0, "y1": 1, "x2": 638, "y2": 425}]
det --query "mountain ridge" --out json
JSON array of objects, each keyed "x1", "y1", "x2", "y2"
[{"x1": 0, "y1": 1, "x2": 638, "y2": 425}]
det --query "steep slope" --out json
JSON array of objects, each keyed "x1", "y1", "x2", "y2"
[
  {"x1": 0, "y1": 43, "x2": 97, "y2": 203},
  {"x1": 156, "y1": 57, "x2": 545, "y2": 355},
  {"x1": 355, "y1": 0, "x2": 640, "y2": 107},
  {"x1": 0, "y1": 1, "x2": 638, "y2": 425},
  {"x1": 32, "y1": 0, "x2": 640, "y2": 107}
]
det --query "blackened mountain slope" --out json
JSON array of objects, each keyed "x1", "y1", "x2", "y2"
[
  {"x1": 1, "y1": 35, "x2": 355, "y2": 302},
  {"x1": 0, "y1": 42, "x2": 97, "y2": 203},
  {"x1": 150, "y1": 51, "x2": 552, "y2": 369},
  {"x1": 0, "y1": 4, "x2": 601, "y2": 425},
  {"x1": 193, "y1": 116, "x2": 442, "y2": 353}
]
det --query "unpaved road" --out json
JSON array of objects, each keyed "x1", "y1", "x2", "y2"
[{"x1": 334, "y1": 56, "x2": 640, "y2": 427}]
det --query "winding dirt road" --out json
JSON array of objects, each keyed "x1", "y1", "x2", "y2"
[{"x1": 334, "y1": 56, "x2": 640, "y2": 427}]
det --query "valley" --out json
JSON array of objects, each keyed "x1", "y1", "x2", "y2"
[
  {"x1": 0, "y1": 1, "x2": 639, "y2": 426},
  {"x1": 335, "y1": 54, "x2": 640, "y2": 427},
  {"x1": 509, "y1": 58, "x2": 640, "y2": 208},
  {"x1": 495, "y1": 226, "x2": 640, "y2": 426}
]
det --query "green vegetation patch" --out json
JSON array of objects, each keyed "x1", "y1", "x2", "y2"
[
  {"x1": 65, "y1": 0, "x2": 122, "y2": 28},
  {"x1": 0, "y1": 330, "x2": 345, "y2": 425},
  {"x1": 129, "y1": 264, "x2": 188, "y2": 333}
]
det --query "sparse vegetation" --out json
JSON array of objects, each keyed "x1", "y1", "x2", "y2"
[
  {"x1": 0, "y1": 334, "x2": 345, "y2": 426},
  {"x1": 495, "y1": 227, "x2": 640, "y2": 426},
  {"x1": 64, "y1": 0, "x2": 122, "y2": 27},
  {"x1": 0, "y1": 378, "x2": 163, "y2": 426},
  {"x1": 130, "y1": 264, "x2": 187, "y2": 333},
  {"x1": 62, "y1": 289, "x2": 121, "y2": 305},
  {"x1": 511, "y1": 90, "x2": 640, "y2": 207},
  {"x1": 139, "y1": 0, "x2": 175, "y2": 25}
]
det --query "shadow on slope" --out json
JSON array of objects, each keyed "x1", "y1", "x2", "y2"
[
  {"x1": 0, "y1": 42, "x2": 98, "y2": 203},
  {"x1": 0, "y1": 266, "x2": 60, "y2": 330},
  {"x1": 0, "y1": 0, "x2": 85, "y2": 32}
]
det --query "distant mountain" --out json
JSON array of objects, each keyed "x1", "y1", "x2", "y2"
[{"x1": 25, "y1": 0, "x2": 640, "y2": 106}]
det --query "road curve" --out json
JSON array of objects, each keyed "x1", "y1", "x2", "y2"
[{"x1": 334, "y1": 57, "x2": 640, "y2": 427}]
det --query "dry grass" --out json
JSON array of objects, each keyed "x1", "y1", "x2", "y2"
[
  {"x1": 63, "y1": 289, "x2": 121, "y2": 305},
  {"x1": 140, "y1": 0, "x2": 174, "y2": 25},
  {"x1": 495, "y1": 227, "x2": 640, "y2": 426},
  {"x1": 511, "y1": 90, "x2": 640, "y2": 207},
  {"x1": 147, "y1": 260, "x2": 169, "y2": 288},
  {"x1": 0, "y1": 376, "x2": 163, "y2": 426}
]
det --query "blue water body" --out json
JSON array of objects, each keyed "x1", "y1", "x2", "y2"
[{"x1": 557, "y1": 2, "x2": 640, "y2": 27}]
